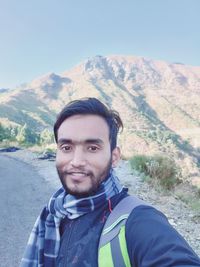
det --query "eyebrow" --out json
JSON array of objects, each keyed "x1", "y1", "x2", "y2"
[{"x1": 57, "y1": 138, "x2": 104, "y2": 145}]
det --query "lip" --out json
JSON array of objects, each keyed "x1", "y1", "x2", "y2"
[{"x1": 67, "y1": 172, "x2": 90, "y2": 182}]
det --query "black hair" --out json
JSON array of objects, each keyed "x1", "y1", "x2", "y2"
[{"x1": 54, "y1": 97, "x2": 123, "y2": 151}]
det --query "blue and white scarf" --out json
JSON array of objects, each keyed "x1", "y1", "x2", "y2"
[{"x1": 20, "y1": 170, "x2": 123, "y2": 267}]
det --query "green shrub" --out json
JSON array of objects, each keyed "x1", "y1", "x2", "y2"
[
  {"x1": 130, "y1": 154, "x2": 180, "y2": 190},
  {"x1": 129, "y1": 155, "x2": 148, "y2": 173},
  {"x1": 130, "y1": 155, "x2": 149, "y2": 173},
  {"x1": 197, "y1": 188, "x2": 200, "y2": 198}
]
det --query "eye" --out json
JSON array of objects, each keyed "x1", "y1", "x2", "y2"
[
  {"x1": 88, "y1": 145, "x2": 99, "y2": 152},
  {"x1": 60, "y1": 144, "x2": 72, "y2": 152}
]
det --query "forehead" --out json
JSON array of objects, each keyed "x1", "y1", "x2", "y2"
[{"x1": 57, "y1": 114, "x2": 109, "y2": 140}]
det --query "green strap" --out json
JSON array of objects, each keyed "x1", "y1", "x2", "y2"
[
  {"x1": 98, "y1": 196, "x2": 149, "y2": 266},
  {"x1": 99, "y1": 242, "x2": 114, "y2": 267},
  {"x1": 118, "y1": 226, "x2": 131, "y2": 267},
  {"x1": 99, "y1": 225, "x2": 131, "y2": 267},
  {"x1": 102, "y1": 214, "x2": 129, "y2": 235}
]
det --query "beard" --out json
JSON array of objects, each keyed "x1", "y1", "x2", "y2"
[{"x1": 56, "y1": 159, "x2": 112, "y2": 198}]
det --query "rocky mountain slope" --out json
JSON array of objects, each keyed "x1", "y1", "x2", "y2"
[{"x1": 0, "y1": 55, "x2": 200, "y2": 185}]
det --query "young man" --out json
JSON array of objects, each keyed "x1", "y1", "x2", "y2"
[{"x1": 21, "y1": 98, "x2": 200, "y2": 267}]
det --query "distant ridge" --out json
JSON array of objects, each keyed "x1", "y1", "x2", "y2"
[{"x1": 0, "y1": 55, "x2": 200, "y2": 184}]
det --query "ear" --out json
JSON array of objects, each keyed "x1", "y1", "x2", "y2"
[{"x1": 111, "y1": 147, "x2": 121, "y2": 168}]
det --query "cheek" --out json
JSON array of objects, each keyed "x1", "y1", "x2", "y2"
[
  {"x1": 56, "y1": 153, "x2": 69, "y2": 169},
  {"x1": 92, "y1": 153, "x2": 111, "y2": 169}
]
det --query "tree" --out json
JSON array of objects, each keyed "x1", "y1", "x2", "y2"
[
  {"x1": 40, "y1": 128, "x2": 54, "y2": 144},
  {"x1": 0, "y1": 123, "x2": 6, "y2": 141},
  {"x1": 9, "y1": 126, "x2": 18, "y2": 141},
  {"x1": 16, "y1": 124, "x2": 39, "y2": 145}
]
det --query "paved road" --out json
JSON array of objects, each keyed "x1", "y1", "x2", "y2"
[{"x1": 0, "y1": 154, "x2": 55, "y2": 267}]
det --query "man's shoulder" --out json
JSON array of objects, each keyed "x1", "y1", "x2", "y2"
[
  {"x1": 125, "y1": 202, "x2": 182, "y2": 251},
  {"x1": 126, "y1": 201, "x2": 168, "y2": 231}
]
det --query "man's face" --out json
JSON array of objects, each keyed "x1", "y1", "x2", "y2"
[{"x1": 56, "y1": 114, "x2": 120, "y2": 197}]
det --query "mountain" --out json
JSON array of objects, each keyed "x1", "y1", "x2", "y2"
[
  {"x1": 0, "y1": 55, "x2": 200, "y2": 185},
  {"x1": 0, "y1": 88, "x2": 10, "y2": 94}
]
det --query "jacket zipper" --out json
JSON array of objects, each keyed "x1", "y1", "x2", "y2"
[{"x1": 59, "y1": 219, "x2": 76, "y2": 267}]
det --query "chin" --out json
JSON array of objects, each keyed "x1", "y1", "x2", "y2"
[
  {"x1": 64, "y1": 184, "x2": 100, "y2": 198},
  {"x1": 66, "y1": 189, "x2": 93, "y2": 198}
]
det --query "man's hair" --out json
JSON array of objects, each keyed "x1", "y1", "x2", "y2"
[{"x1": 54, "y1": 97, "x2": 123, "y2": 150}]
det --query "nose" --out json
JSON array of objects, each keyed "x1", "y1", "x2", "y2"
[{"x1": 70, "y1": 147, "x2": 86, "y2": 167}]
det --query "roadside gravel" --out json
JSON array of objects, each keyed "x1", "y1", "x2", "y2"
[{"x1": 2, "y1": 148, "x2": 200, "y2": 256}]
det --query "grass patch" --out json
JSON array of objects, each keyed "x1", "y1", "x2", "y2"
[
  {"x1": 129, "y1": 154, "x2": 181, "y2": 190},
  {"x1": 190, "y1": 200, "x2": 200, "y2": 213},
  {"x1": 177, "y1": 193, "x2": 200, "y2": 213}
]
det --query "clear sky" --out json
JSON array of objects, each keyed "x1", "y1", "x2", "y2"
[{"x1": 0, "y1": 0, "x2": 199, "y2": 88}]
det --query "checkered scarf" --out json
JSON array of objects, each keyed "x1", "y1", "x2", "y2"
[{"x1": 20, "y1": 170, "x2": 123, "y2": 267}]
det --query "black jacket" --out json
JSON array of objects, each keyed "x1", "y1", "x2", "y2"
[{"x1": 56, "y1": 189, "x2": 200, "y2": 266}]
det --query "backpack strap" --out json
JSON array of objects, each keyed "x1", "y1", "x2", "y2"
[{"x1": 98, "y1": 195, "x2": 150, "y2": 267}]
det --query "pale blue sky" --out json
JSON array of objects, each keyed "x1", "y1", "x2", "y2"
[{"x1": 0, "y1": 0, "x2": 199, "y2": 88}]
